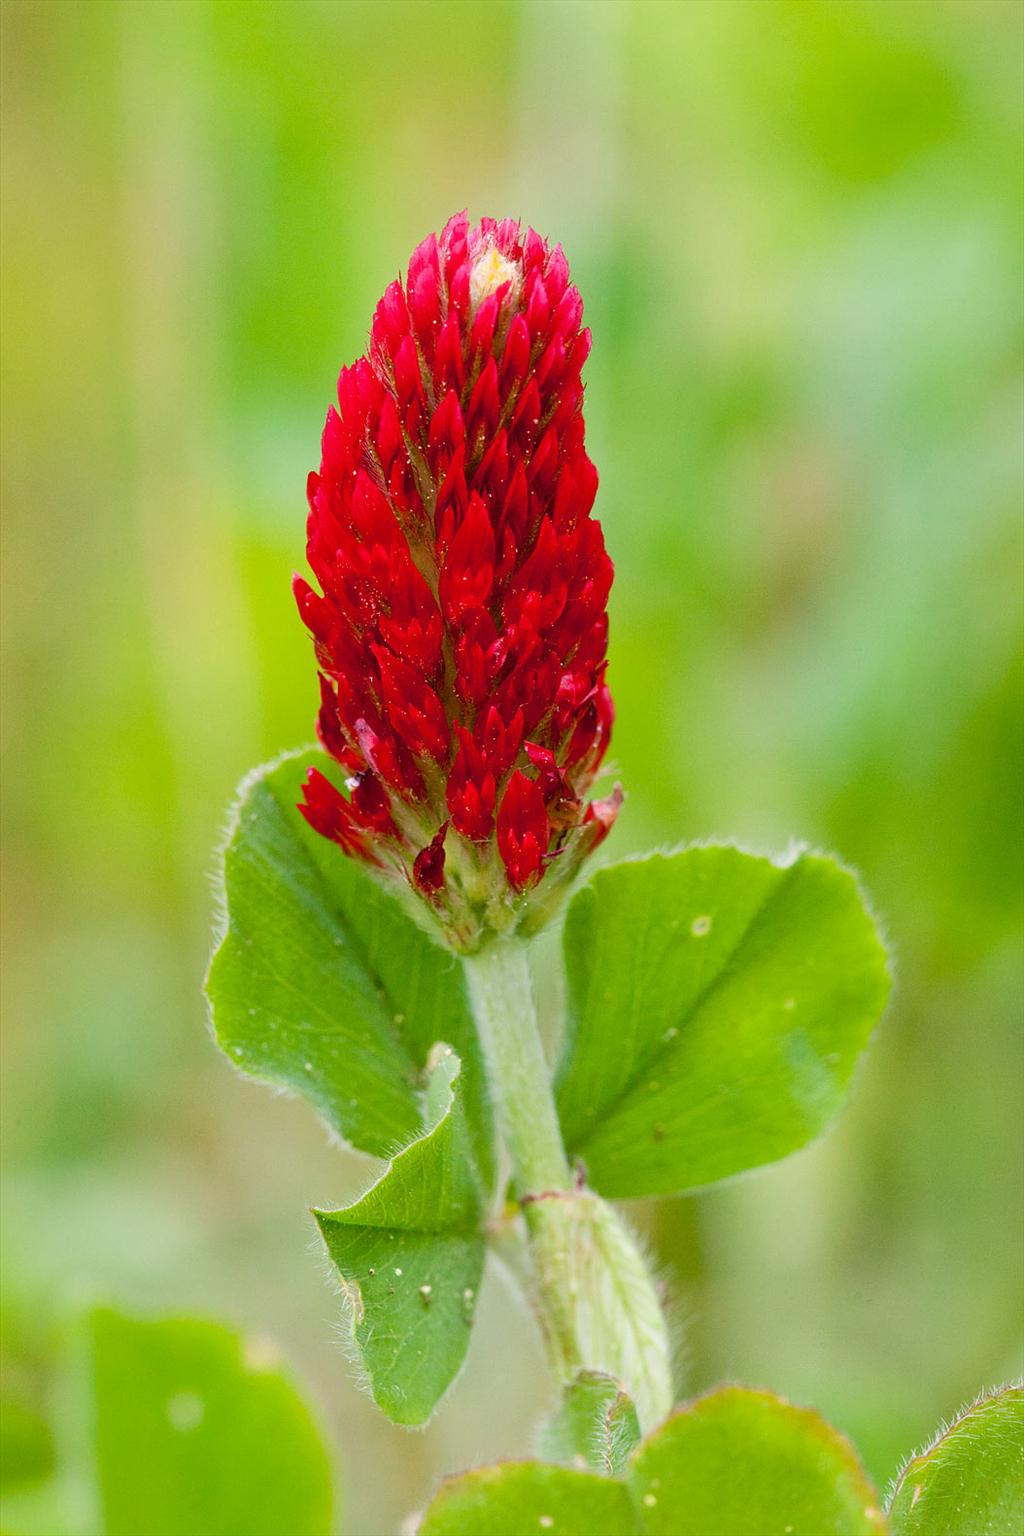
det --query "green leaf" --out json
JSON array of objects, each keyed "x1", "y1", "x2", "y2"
[
  {"x1": 628, "y1": 1387, "x2": 886, "y2": 1535},
  {"x1": 88, "y1": 1308, "x2": 333, "y2": 1536},
  {"x1": 537, "y1": 1370, "x2": 641, "y2": 1476},
  {"x1": 418, "y1": 1385, "x2": 886, "y2": 1535},
  {"x1": 887, "y1": 1383, "x2": 1023, "y2": 1535},
  {"x1": 418, "y1": 1463, "x2": 636, "y2": 1536},
  {"x1": 315, "y1": 1048, "x2": 486, "y2": 1426},
  {"x1": 206, "y1": 749, "x2": 493, "y2": 1185},
  {"x1": 557, "y1": 846, "x2": 890, "y2": 1198}
]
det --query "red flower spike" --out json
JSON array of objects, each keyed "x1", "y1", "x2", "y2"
[{"x1": 296, "y1": 213, "x2": 618, "y2": 950}]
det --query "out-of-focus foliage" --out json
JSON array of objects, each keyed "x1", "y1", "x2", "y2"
[
  {"x1": 90, "y1": 1309, "x2": 334, "y2": 1536},
  {"x1": 0, "y1": 1309, "x2": 334, "y2": 1536},
  {"x1": 1, "y1": 2, "x2": 1020, "y2": 1532}
]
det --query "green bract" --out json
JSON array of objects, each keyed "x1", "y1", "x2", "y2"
[
  {"x1": 537, "y1": 1369, "x2": 641, "y2": 1476},
  {"x1": 557, "y1": 846, "x2": 891, "y2": 1197}
]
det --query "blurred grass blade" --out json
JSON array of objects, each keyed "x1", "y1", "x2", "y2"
[{"x1": 0, "y1": 1397, "x2": 54, "y2": 1493}]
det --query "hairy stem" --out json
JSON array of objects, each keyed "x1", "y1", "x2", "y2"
[
  {"x1": 463, "y1": 935, "x2": 572, "y2": 1198},
  {"x1": 464, "y1": 935, "x2": 673, "y2": 1430}
]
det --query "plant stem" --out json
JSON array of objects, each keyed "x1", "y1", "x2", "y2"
[
  {"x1": 463, "y1": 935, "x2": 572, "y2": 1199},
  {"x1": 463, "y1": 935, "x2": 673, "y2": 1430}
]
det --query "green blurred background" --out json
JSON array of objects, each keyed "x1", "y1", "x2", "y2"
[{"x1": 2, "y1": 0, "x2": 1021, "y2": 1530}]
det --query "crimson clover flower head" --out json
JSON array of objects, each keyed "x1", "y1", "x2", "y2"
[{"x1": 295, "y1": 213, "x2": 620, "y2": 950}]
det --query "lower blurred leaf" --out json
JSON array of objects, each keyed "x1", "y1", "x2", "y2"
[
  {"x1": 630, "y1": 1386, "x2": 886, "y2": 1535},
  {"x1": 89, "y1": 1309, "x2": 334, "y2": 1536},
  {"x1": 418, "y1": 1462, "x2": 635, "y2": 1536},
  {"x1": 419, "y1": 1383, "x2": 886, "y2": 1535}
]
